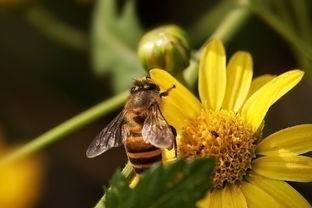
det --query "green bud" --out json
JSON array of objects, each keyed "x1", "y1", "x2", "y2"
[{"x1": 138, "y1": 25, "x2": 190, "y2": 74}]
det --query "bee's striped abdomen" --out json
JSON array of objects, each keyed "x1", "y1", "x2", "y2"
[{"x1": 125, "y1": 134, "x2": 162, "y2": 174}]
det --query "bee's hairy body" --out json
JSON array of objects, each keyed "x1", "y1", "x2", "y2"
[
  {"x1": 86, "y1": 78, "x2": 176, "y2": 175},
  {"x1": 123, "y1": 89, "x2": 163, "y2": 174}
]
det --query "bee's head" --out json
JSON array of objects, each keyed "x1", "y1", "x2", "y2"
[{"x1": 131, "y1": 77, "x2": 160, "y2": 94}]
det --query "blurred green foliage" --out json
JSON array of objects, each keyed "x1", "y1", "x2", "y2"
[
  {"x1": 104, "y1": 158, "x2": 215, "y2": 208},
  {"x1": 92, "y1": 0, "x2": 144, "y2": 92}
]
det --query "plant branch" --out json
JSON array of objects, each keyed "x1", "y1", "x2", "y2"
[{"x1": 0, "y1": 91, "x2": 128, "y2": 166}]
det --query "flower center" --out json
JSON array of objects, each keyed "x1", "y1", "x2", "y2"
[{"x1": 178, "y1": 109, "x2": 257, "y2": 189}]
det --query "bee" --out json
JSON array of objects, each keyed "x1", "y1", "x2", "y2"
[{"x1": 86, "y1": 77, "x2": 176, "y2": 174}]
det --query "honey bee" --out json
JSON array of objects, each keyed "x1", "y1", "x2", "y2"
[{"x1": 86, "y1": 77, "x2": 176, "y2": 174}]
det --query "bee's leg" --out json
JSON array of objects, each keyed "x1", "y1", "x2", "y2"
[
  {"x1": 145, "y1": 75, "x2": 151, "y2": 79},
  {"x1": 173, "y1": 138, "x2": 177, "y2": 157},
  {"x1": 169, "y1": 125, "x2": 178, "y2": 157},
  {"x1": 160, "y1": 85, "x2": 176, "y2": 97}
]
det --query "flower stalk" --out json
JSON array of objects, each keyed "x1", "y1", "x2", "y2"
[{"x1": 0, "y1": 91, "x2": 128, "y2": 167}]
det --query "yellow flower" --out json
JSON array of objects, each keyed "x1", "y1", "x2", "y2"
[
  {"x1": 0, "y1": 127, "x2": 43, "y2": 208},
  {"x1": 150, "y1": 39, "x2": 312, "y2": 207}
]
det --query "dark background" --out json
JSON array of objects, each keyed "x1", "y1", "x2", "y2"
[{"x1": 0, "y1": 0, "x2": 311, "y2": 207}]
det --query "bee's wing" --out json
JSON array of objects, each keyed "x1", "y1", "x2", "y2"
[
  {"x1": 86, "y1": 111, "x2": 125, "y2": 158},
  {"x1": 142, "y1": 104, "x2": 175, "y2": 149}
]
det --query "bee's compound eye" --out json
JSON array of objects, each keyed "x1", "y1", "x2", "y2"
[
  {"x1": 131, "y1": 86, "x2": 140, "y2": 93},
  {"x1": 143, "y1": 84, "x2": 150, "y2": 89},
  {"x1": 144, "y1": 83, "x2": 159, "y2": 91},
  {"x1": 130, "y1": 87, "x2": 135, "y2": 93}
]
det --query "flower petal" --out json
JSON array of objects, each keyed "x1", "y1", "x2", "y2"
[
  {"x1": 249, "y1": 174, "x2": 311, "y2": 208},
  {"x1": 223, "y1": 51, "x2": 253, "y2": 112},
  {"x1": 222, "y1": 185, "x2": 247, "y2": 208},
  {"x1": 240, "y1": 181, "x2": 279, "y2": 208},
  {"x1": 197, "y1": 190, "x2": 212, "y2": 208},
  {"x1": 208, "y1": 189, "x2": 223, "y2": 208},
  {"x1": 247, "y1": 74, "x2": 276, "y2": 98},
  {"x1": 150, "y1": 69, "x2": 202, "y2": 130},
  {"x1": 199, "y1": 39, "x2": 226, "y2": 110},
  {"x1": 161, "y1": 99, "x2": 188, "y2": 133},
  {"x1": 257, "y1": 124, "x2": 312, "y2": 156},
  {"x1": 221, "y1": 186, "x2": 232, "y2": 208},
  {"x1": 162, "y1": 144, "x2": 177, "y2": 164},
  {"x1": 240, "y1": 70, "x2": 304, "y2": 131},
  {"x1": 129, "y1": 175, "x2": 140, "y2": 188},
  {"x1": 252, "y1": 155, "x2": 312, "y2": 182},
  {"x1": 197, "y1": 190, "x2": 223, "y2": 208}
]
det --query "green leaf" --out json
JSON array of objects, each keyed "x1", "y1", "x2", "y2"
[
  {"x1": 91, "y1": 0, "x2": 144, "y2": 92},
  {"x1": 94, "y1": 162, "x2": 134, "y2": 208},
  {"x1": 104, "y1": 158, "x2": 215, "y2": 208},
  {"x1": 104, "y1": 171, "x2": 132, "y2": 208}
]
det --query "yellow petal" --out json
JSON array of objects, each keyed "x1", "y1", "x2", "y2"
[
  {"x1": 240, "y1": 181, "x2": 279, "y2": 208},
  {"x1": 197, "y1": 190, "x2": 212, "y2": 208},
  {"x1": 162, "y1": 99, "x2": 188, "y2": 133},
  {"x1": 129, "y1": 175, "x2": 140, "y2": 188},
  {"x1": 150, "y1": 68, "x2": 201, "y2": 118},
  {"x1": 199, "y1": 39, "x2": 226, "y2": 110},
  {"x1": 257, "y1": 124, "x2": 312, "y2": 156},
  {"x1": 221, "y1": 186, "x2": 232, "y2": 208},
  {"x1": 223, "y1": 52, "x2": 253, "y2": 112},
  {"x1": 249, "y1": 174, "x2": 311, "y2": 208},
  {"x1": 252, "y1": 155, "x2": 312, "y2": 182},
  {"x1": 222, "y1": 185, "x2": 247, "y2": 208},
  {"x1": 241, "y1": 70, "x2": 304, "y2": 131},
  {"x1": 162, "y1": 138, "x2": 179, "y2": 164},
  {"x1": 247, "y1": 74, "x2": 276, "y2": 98},
  {"x1": 208, "y1": 189, "x2": 223, "y2": 208},
  {"x1": 197, "y1": 190, "x2": 223, "y2": 208}
]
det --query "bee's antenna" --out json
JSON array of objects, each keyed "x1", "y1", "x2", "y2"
[
  {"x1": 145, "y1": 75, "x2": 151, "y2": 79},
  {"x1": 160, "y1": 84, "x2": 176, "y2": 97}
]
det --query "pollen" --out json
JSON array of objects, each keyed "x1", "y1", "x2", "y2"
[{"x1": 178, "y1": 109, "x2": 256, "y2": 189}]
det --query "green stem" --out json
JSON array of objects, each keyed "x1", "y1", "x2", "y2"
[
  {"x1": 183, "y1": 57, "x2": 199, "y2": 90},
  {"x1": 94, "y1": 162, "x2": 134, "y2": 208},
  {"x1": 25, "y1": 6, "x2": 88, "y2": 51},
  {"x1": 0, "y1": 91, "x2": 128, "y2": 166}
]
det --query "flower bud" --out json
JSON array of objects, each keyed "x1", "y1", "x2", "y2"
[{"x1": 138, "y1": 25, "x2": 190, "y2": 74}]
